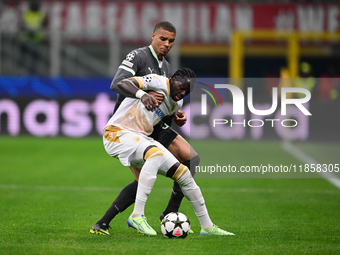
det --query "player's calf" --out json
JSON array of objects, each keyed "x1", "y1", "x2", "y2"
[
  {"x1": 167, "y1": 163, "x2": 235, "y2": 235},
  {"x1": 131, "y1": 145, "x2": 163, "y2": 218}
]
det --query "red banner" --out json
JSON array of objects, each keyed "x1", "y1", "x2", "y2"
[{"x1": 1, "y1": 2, "x2": 339, "y2": 43}]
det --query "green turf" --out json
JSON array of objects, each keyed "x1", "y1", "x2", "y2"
[
  {"x1": 293, "y1": 141, "x2": 340, "y2": 178},
  {"x1": 1, "y1": 137, "x2": 339, "y2": 255}
]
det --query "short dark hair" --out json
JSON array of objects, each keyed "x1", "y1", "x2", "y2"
[
  {"x1": 153, "y1": 21, "x2": 176, "y2": 34},
  {"x1": 171, "y1": 67, "x2": 196, "y2": 92}
]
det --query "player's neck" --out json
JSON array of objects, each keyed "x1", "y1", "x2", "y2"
[{"x1": 149, "y1": 45, "x2": 163, "y2": 61}]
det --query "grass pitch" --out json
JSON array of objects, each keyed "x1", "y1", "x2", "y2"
[{"x1": 0, "y1": 137, "x2": 339, "y2": 255}]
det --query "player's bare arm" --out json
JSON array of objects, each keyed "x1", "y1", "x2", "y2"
[
  {"x1": 111, "y1": 72, "x2": 164, "y2": 103},
  {"x1": 110, "y1": 70, "x2": 133, "y2": 96},
  {"x1": 167, "y1": 110, "x2": 196, "y2": 162},
  {"x1": 111, "y1": 70, "x2": 164, "y2": 104},
  {"x1": 172, "y1": 110, "x2": 187, "y2": 127},
  {"x1": 117, "y1": 78, "x2": 159, "y2": 112}
]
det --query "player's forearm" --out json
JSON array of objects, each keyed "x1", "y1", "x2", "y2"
[
  {"x1": 117, "y1": 78, "x2": 142, "y2": 98},
  {"x1": 110, "y1": 77, "x2": 133, "y2": 97},
  {"x1": 118, "y1": 78, "x2": 159, "y2": 111},
  {"x1": 110, "y1": 68, "x2": 138, "y2": 97}
]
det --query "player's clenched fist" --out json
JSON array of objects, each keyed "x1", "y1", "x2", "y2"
[{"x1": 141, "y1": 94, "x2": 159, "y2": 112}]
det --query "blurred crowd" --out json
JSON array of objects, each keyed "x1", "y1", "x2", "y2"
[
  {"x1": 2, "y1": 0, "x2": 339, "y2": 102},
  {"x1": 264, "y1": 61, "x2": 340, "y2": 102},
  {"x1": 294, "y1": 61, "x2": 340, "y2": 102}
]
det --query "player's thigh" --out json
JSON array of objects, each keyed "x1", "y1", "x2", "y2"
[
  {"x1": 103, "y1": 129, "x2": 150, "y2": 167},
  {"x1": 149, "y1": 122, "x2": 178, "y2": 148},
  {"x1": 150, "y1": 124, "x2": 197, "y2": 163},
  {"x1": 147, "y1": 140, "x2": 178, "y2": 177},
  {"x1": 167, "y1": 135, "x2": 198, "y2": 163},
  {"x1": 129, "y1": 166, "x2": 140, "y2": 181}
]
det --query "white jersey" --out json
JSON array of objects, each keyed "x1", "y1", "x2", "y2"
[{"x1": 106, "y1": 74, "x2": 183, "y2": 136}]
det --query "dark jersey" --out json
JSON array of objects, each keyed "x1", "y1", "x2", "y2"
[{"x1": 111, "y1": 45, "x2": 172, "y2": 113}]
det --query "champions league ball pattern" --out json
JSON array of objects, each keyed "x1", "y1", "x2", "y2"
[
  {"x1": 125, "y1": 52, "x2": 135, "y2": 61},
  {"x1": 161, "y1": 212, "x2": 191, "y2": 238},
  {"x1": 143, "y1": 75, "x2": 152, "y2": 83}
]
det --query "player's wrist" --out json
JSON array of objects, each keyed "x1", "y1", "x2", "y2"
[{"x1": 135, "y1": 90, "x2": 147, "y2": 99}]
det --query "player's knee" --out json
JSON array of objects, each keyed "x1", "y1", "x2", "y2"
[
  {"x1": 143, "y1": 146, "x2": 163, "y2": 161},
  {"x1": 182, "y1": 154, "x2": 200, "y2": 177},
  {"x1": 167, "y1": 164, "x2": 196, "y2": 190},
  {"x1": 171, "y1": 164, "x2": 188, "y2": 182}
]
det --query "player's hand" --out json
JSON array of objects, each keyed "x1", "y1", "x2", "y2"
[
  {"x1": 173, "y1": 110, "x2": 187, "y2": 127},
  {"x1": 146, "y1": 91, "x2": 164, "y2": 104},
  {"x1": 141, "y1": 94, "x2": 159, "y2": 112}
]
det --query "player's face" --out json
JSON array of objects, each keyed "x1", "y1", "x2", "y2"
[
  {"x1": 170, "y1": 77, "x2": 191, "y2": 101},
  {"x1": 151, "y1": 28, "x2": 176, "y2": 60}
]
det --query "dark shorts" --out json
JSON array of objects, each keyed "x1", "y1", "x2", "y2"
[{"x1": 149, "y1": 121, "x2": 178, "y2": 148}]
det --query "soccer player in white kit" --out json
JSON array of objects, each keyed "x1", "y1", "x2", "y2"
[{"x1": 103, "y1": 67, "x2": 234, "y2": 236}]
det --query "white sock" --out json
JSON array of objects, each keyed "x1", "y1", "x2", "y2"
[
  {"x1": 131, "y1": 148, "x2": 162, "y2": 218},
  {"x1": 173, "y1": 165, "x2": 214, "y2": 230},
  {"x1": 185, "y1": 186, "x2": 213, "y2": 230},
  {"x1": 131, "y1": 182, "x2": 151, "y2": 217},
  {"x1": 189, "y1": 198, "x2": 213, "y2": 230}
]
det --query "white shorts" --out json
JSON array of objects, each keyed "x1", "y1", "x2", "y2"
[{"x1": 103, "y1": 126, "x2": 177, "y2": 176}]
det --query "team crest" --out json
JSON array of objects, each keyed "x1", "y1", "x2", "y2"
[{"x1": 133, "y1": 136, "x2": 140, "y2": 142}]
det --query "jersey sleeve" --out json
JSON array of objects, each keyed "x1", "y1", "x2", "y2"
[
  {"x1": 110, "y1": 50, "x2": 143, "y2": 93},
  {"x1": 132, "y1": 74, "x2": 167, "y2": 95},
  {"x1": 172, "y1": 100, "x2": 183, "y2": 114},
  {"x1": 118, "y1": 50, "x2": 142, "y2": 76}
]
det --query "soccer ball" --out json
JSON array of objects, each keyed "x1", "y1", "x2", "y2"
[{"x1": 161, "y1": 212, "x2": 191, "y2": 238}]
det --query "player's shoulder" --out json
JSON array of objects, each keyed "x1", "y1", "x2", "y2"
[
  {"x1": 133, "y1": 74, "x2": 167, "y2": 92},
  {"x1": 140, "y1": 73, "x2": 166, "y2": 84},
  {"x1": 119, "y1": 46, "x2": 150, "y2": 73},
  {"x1": 123, "y1": 46, "x2": 148, "y2": 62},
  {"x1": 128, "y1": 46, "x2": 149, "y2": 58}
]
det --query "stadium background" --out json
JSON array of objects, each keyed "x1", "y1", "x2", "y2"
[
  {"x1": 1, "y1": 1, "x2": 340, "y2": 254},
  {"x1": 1, "y1": 0, "x2": 340, "y2": 141}
]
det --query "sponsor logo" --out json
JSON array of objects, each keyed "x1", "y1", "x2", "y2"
[
  {"x1": 155, "y1": 107, "x2": 165, "y2": 119},
  {"x1": 199, "y1": 83, "x2": 312, "y2": 128},
  {"x1": 174, "y1": 228, "x2": 181, "y2": 236},
  {"x1": 198, "y1": 82, "x2": 223, "y2": 115},
  {"x1": 148, "y1": 67, "x2": 154, "y2": 74}
]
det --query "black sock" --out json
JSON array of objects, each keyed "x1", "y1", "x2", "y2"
[
  {"x1": 97, "y1": 180, "x2": 138, "y2": 225},
  {"x1": 160, "y1": 155, "x2": 200, "y2": 220},
  {"x1": 160, "y1": 181, "x2": 184, "y2": 219}
]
